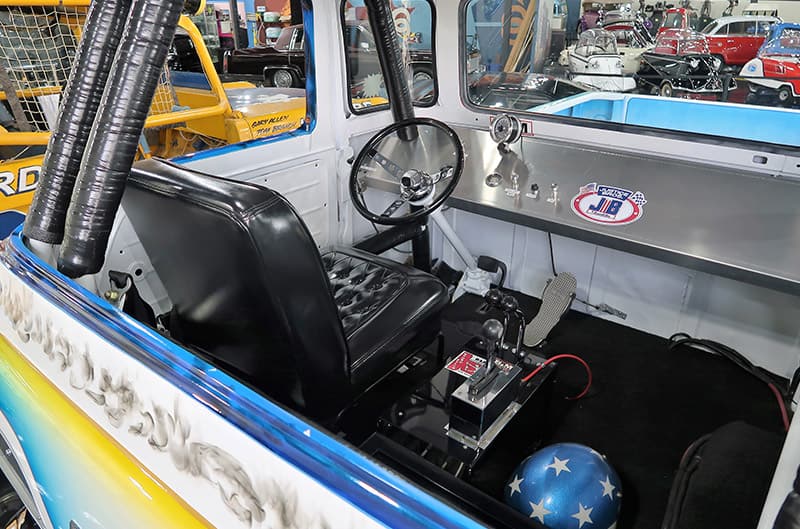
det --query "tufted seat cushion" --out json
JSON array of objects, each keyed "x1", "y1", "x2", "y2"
[
  {"x1": 322, "y1": 247, "x2": 448, "y2": 388},
  {"x1": 122, "y1": 159, "x2": 449, "y2": 420}
]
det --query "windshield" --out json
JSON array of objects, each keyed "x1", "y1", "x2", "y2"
[
  {"x1": 274, "y1": 26, "x2": 296, "y2": 51},
  {"x1": 578, "y1": 29, "x2": 618, "y2": 52},
  {"x1": 662, "y1": 12, "x2": 684, "y2": 29},
  {"x1": 700, "y1": 21, "x2": 718, "y2": 34},
  {"x1": 760, "y1": 27, "x2": 800, "y2": 56},
  {"x1": 470, "y1": 72, "x2": 586, "y2": 109},
  {"x1": 463, "y1": 0, "x2": 800, "y2": 148}
]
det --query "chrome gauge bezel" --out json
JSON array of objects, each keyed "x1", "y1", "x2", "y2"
[{"x1": 490, "y1": 114, "x2": 522, "y2": 145}]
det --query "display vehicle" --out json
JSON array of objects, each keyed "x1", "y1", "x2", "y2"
[
  {"x1": 740, "y1": 22, "x2": 800, "y2": 105},
  {"x1": 560, "y1": 16, "x2": 654, "y2": 75},
  {"x1": 638, "y1": 28, "x2": 731, "y2": 95},
  {"x1": 657, "y1": 7, "x2": 702, "y2": 34},
  {"x1": 563, "y1": 28, "x2": 637, "y2": 90},
  {"x1": 468, "y1": 72, "x2": 590, "y2": 110},
  {"x1": 701, "y1": 15, "x2": 780, "y2": 68},
  {"x1": 1, "y1": 1, "x2": 800, "y2": 529}
]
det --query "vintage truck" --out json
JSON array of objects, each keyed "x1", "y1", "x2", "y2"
[{"x1": 0, "y1": 1, "x2": 799, "y2": 529}]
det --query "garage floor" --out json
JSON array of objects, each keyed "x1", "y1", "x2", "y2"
[{"x1": 440, "y1": 290, "x2": 787, "y2": 529}]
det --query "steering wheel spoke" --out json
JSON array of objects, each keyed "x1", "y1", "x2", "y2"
[
  {"x1": 381, "y1": 198, "x2": 408, "y2": 218},
  {"x1": 368, "y1": 149, "x2": 407, "y2": 179},
  {"x1": 432, "y1": 165, "x2": 455, "y2": 184},
  {"x1": 349, "y1": 118, "x2": 464, "y2": 226}
]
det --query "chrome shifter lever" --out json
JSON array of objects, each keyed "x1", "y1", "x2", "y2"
[
  {"x1": 468, "y1": 319, "x2": 504, "y2": 399},
  {"x1": 482, "y1": 319, "x2": 504, "y2": 374}
]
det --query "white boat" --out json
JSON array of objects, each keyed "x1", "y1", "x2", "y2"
[{"x1": 567, "y1": 28, "x2": 638, "y2": 90}]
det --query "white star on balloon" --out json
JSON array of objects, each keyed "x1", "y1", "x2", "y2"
[
  {"x1": 529, "y1": 498, "x2": 552, "y2": 523},
  {"x1": 545, "y1": 456, "x2": 571, "y2": 476},
  {"x1": 571, "y1": 503, "x2": 594, "y2": 528},
  {"x1": 600, "y1": 475, "x2": 616, "y2": 499},
  {"x1": 508, "y1": 475, "x2": 524, "y2": 496}
]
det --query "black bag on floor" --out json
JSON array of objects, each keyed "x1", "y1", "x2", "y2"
[
  {"x1": 662, "y1": 421, "x2": 784, "y2": 529},
  {"x1": 773, "y1": 465, "x2": 800, "y2": 529}
]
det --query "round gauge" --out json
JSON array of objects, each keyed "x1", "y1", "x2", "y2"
[{"x1": 490, "y1": 114, "x2": 522, "y2": 145}]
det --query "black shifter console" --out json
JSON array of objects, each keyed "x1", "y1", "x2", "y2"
[{"x1": 375, "y1": 296, "x2": 557, "y2": 475}]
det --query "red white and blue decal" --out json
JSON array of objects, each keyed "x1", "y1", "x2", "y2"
[{"x1": 571, "y1": 183, "x2": 647, "y2": 226}]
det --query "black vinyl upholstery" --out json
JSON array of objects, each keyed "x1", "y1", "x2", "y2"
[{"x1": 122, "y1": 159, "x2": 448, "y2": 420}]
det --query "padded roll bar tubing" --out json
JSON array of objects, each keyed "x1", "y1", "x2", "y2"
[
  {"x1": 364, "y1": 0, "x2": 415, "y2": 123},
  {"x1": 364, "y1": 0, "x2": 432, "y2": 270},
  {"x1": 23, "y1": 0, "x2": 133, "y2": 245},
  {"x1": 58, "y1": 0, "x2": 185, "y2": 278}
]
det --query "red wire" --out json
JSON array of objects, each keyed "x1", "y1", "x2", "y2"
[
  {"x1": 522, "y1": 354, "x2": 593, "y2": 400},
  {"x1": 767, "y1": 382, "x2": 790, "y2": 432}
]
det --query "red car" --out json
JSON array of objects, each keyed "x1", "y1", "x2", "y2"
[
  {"x1": 702, "y1": 15, "x2": 780, "y2": 68},
  {"x1": 657, "y1": 8, "x2": 701, "y2": 35}
]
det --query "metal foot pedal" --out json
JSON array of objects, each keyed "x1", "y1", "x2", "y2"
[{"x1": 523, "y1": 272, "x2": 577, "y2": 348}]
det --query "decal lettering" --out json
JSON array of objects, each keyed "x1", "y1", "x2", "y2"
[
  {"x1": 250, "y1": 114, "x2": 290, "y2": 128},
  {"x1": 571, "y1": 182, "x2": 647, "y2": 226},
  {"x1": 0, "y1": 166, "x2": 41, "y2": 196},
  {"x1": 588, "y1": 197, "x2": 623, "y2": 217},
  {"x1": 0, "y1": 172, "x2": 14, "y2": 197},
  {"x1": 446, "y1": 351, "x2": 486, "y2": 377},
  {"x1": 0, "y1": 276, "x2": 387, "y2": 529},
  {"x1": 16, "y1": 166, "x2": 39, "y2": 193},
  {"x1": 520, "y1": 119, "x2": 535, "y2": 137}
]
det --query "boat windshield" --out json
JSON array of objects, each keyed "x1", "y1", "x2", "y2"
[{"x1": 577, "y1": 29, "x2": 619, "y2": 53}]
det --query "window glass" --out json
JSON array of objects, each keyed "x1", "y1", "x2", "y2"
[
  {"x1": 663, "y1": 12, "x2": 684, "y2": 28},
  {"x1": 162, "y1": 5, "x2": 311, "y2": 156},
  {"x1": 275, "y1": 26, "x2": 295, "y2": 50},
  {"x1": 342, "y1": 0, "x2": 437, "y2": 112},
  {"x1": 464, "y1": 0, "x2": 800, "y2": 148},
  {"x1": 727, "y1": 21, "x2": 750, "y2": 35}
]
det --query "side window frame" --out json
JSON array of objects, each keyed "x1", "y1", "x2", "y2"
[
  {"x1": 171, "y1": 0, "x2": 317, "y2": 164},
  {"x1": 340, "y1": 0, "x2": 439, "y2": 116}
]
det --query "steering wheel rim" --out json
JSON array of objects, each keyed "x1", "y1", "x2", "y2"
[{"x1": 349, "y1": 117, "x2": 464, "y2": 226}]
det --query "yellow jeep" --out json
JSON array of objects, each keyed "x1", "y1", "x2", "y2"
[{"x1": 0, "y1": 2, "x2": 306, "y2": 226}]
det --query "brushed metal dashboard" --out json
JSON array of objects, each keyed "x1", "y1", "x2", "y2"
[{"x1": 361, "y1": 124, "x2": 800, "y2": 295}]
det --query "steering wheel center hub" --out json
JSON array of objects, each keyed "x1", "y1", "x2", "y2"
[
  {"x1": 401, "y1": 170, "x2": 434, "y2": 201},
  {"x1": 349, "y1": 118, "x2": 464, "y2": 226}
]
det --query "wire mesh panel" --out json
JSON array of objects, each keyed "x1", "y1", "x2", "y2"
[
  {"x1": 0, "y1": 6, "x2": 84, "y2": 132},
  {"x1": 149, "y1": 67, "x2": 179, "y2": 116},
  {"x1": 0, "y1": 5, "x2": 177, "y2": 135}
]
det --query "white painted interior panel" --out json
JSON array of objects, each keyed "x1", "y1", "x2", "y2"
[
  {"x1": 245, "y1": 158, "x2": 331, "y2": 248},
  {"x1": 425, "y1": 208, "x2": 800, "y2": 379}
]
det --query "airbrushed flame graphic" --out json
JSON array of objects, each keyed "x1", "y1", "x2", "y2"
[{"x1": 0, "y1": 278, "x2": 355, "y2": 529}]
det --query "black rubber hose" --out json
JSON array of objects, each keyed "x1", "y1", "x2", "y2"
[
  {"x1": 58, "y1": 0, "x2": 184, "y2": 278},
  {"x1": 22, "y1": 0, "x2": 133, "y2": 245},
  {"x1": 364, "y1": 0, "x2": 415, "y2": 122}
]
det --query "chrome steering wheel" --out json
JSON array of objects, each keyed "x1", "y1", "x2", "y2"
[{"x1": 349, "y1": 118, "x2": 464, "y2": 225}]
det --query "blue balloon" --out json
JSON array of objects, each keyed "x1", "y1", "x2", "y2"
[{"x1": 505, "y1": 443, "x2": 622, "y2": 529}]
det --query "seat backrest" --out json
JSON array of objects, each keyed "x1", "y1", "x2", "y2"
[{"x1": 122, "y1": 159, "x2": 351, "y2": 417}]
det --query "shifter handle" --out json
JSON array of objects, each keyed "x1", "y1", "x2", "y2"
[
  {"x1": 501, "y1": 294, "x2": 519, "y2": 313},
  {"x1": 484, "y1": 288, "x2": 503, "y2": 307},
  {"x1": 482, "y1": 319, "x2": 504, "y2": 372}
]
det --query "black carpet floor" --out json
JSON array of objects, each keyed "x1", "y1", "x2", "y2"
[{"x1": 441, "y1": 291, "x2": 787, "y2": 529}]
